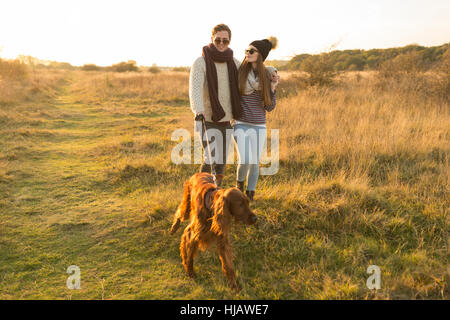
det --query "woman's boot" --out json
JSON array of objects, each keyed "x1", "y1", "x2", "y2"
[
  {"x1": 215, "y1": 174, "x2": 224, "y2": 187},
  {"x1": 236, "y1": 180, "x2": 245, "y2": 192},
  {"x1": 246, "y1": 190, "x2": 255, "y2": 201}
]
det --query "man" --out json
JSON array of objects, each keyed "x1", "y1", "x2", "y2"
[{"x1": 189, "y1": 24, "x2": 241, "y2": 186}]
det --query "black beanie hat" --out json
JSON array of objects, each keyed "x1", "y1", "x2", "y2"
[{"x1": 250, "y1": 37, "x2": 278, "y2": 61}]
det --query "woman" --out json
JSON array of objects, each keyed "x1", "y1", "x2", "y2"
[{"x1": 233, "y1": 37, "x2": 279, "y2": 201}]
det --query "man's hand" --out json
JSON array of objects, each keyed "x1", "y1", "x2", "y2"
[
  {"x1": 271, "y1": 71, "x2": 280, "y2": 92},
  {"x1": 195, "y1": 112, "x2": 205, "y2": 121},
  {"x1": 271, "y1": 71, "x2": 280, "y2": 83}
]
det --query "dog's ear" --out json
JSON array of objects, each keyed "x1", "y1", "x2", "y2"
[{"x1": 210, "y1": 190, "x2": 232, "y2": 236}]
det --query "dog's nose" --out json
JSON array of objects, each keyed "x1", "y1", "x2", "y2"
[{"x1": 251, "y1": 215, "x2": 257, "y2": 224}]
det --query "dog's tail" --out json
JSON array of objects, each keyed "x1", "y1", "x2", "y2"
[{"x1": 169, "y1": 180, "x2": 192, "y2": 235}]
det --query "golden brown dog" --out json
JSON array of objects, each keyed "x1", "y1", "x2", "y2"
[{"x1": 169, "y1": 172, "x2": 257, "y2": 291}]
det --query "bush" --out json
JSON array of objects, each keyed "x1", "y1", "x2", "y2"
[
  {"x1": 285, "y1": 53, "x2": 311, "y2": 70},
  {"x1": 377, "y1": 51, "x2": 426, "y2": 84},
  {"x1": 435, "y1": 47, "x2": 450, "y2": 100},
  {"x1": 81, "y1": 64, "x2": 102, "y2": 71},
  {"x1": 381, "y1": 51, "x2": 426, "y2": 76},
  {"x1": 438, "y1": 47, "x2": 450, "y2": 75},
  {"x1": 375, "y1": 50, "x2": 448, "y2": 101},
  {"x1": 344, "y1": 55, "x2": 365, "y2": 70},
  {"x1": 286, "y1": 42, "x2": 449, "y2": 72},
  {"x1": 0, "y1": 58, "x2": 28, "y2": 80},
  {"x1": 111, "y1": 61, "x2": 139, "y2": 72},
  {"x1": 276, "y1": 73, "x2": 308, "y2": 98},
  {"x1": 47, "y1": 61, "x2": 75, "y2": 70},
  {"x1": 300, "y1": 53, "x2": 338, "y2": 86},
  {"x1": 148, "y1": 64, "x2": 161, "y2": 74},
  {"x1": 171, "y1": 66, "x2": 189, "y2": 72}
]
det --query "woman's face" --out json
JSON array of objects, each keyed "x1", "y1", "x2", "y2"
[
  {"x1": 212, "y1": 30, "x2": 230, "y2": 52},
  {"x1": 245, "y1": 45, "x2": 259, "y2": 63}
]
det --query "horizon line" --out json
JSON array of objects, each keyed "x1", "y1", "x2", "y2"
[{"x1": 1, "y1": 41, "x2": 448, "y2": 68}]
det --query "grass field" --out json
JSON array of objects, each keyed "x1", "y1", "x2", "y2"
[{"x1": 0, "y1": 68, "x2": 448, "y2": 299}]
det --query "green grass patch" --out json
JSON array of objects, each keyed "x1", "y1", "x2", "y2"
[{"x1": 0, "y1": 71, "x2": 447, "y2": 299}]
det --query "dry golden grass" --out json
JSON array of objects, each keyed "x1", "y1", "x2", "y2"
[
  {"x1": 69, "y1": 70, "x2": 189, "y2": 105},
  {"x1": 271, "y1": 71, "x2": 449, "y2": 180},
  {"x1": 0, "y1": 62, "x2": 66, "y2": 105},
  {"x1": 0, "y1": 67, "x2": 448, "y2": 299}
]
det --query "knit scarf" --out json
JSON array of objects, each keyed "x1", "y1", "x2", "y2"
[
  {"x1": 202, "y1": 44, "x2": 242, "y2": 122},
  {"x1": 244, "y1": 69, "x2": 260, "y2": 95}
]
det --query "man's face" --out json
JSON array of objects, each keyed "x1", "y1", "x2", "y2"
[{"x1": 211, "y1": 30, "x2": 230, "y2": 52}]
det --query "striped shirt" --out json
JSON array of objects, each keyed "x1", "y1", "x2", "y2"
[{"x1": 236, "y1": 90, "x2": 276, "y2": 125}]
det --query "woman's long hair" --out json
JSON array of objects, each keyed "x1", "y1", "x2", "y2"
[{"x1": 238, "y1": 54, "x2": 272, "y2": 107}]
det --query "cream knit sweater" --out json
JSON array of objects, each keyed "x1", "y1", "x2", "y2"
[{"x1": 189, "y1": 56, "x2": 241, "y2": 122}]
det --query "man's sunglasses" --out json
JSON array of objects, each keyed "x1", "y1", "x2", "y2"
[
  {"x1": 214, "y1": 38, "x2": 230, "y2": 45},
  {"x1": 245, "y1": 48, "x2": 258, "y2": 55}
]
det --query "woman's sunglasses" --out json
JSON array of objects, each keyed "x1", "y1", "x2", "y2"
[
  {"x1": 214, "y1": 38, "x2": 230, "y2": 45},
  {"x1": 245, "y1": 48, "x2": 258, "y2": 55}
]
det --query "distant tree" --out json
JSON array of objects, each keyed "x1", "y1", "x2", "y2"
[
  {"x1": 286, "y1": 43, "x2": 449, "y2": 72},
  {"x1": 300, "y1": 53, "x2": 338, "y2": 86},
  {"x1": 148, "y1": 63, "x2": 161, "y2": 74},
  {"x1": 366, "y1": 55, "x2": 381, "y2": 69},
  {"x1": 378, "y1": 51, "x2": 426, "y2": 80},
  {"x1": 335, "y1": 62, "x2": 346, "y2": 71},
  {"x1": 48, "y1": 61, "x2": 74, "y2": 70},
  {"x1": 265, "y1": 59, "x2": 289, "y2": 70},
  {"x1": 17, "y1": 55, "x2": 41, "y2": 66},
  {"x1": 344, "y1": 56, "x2": 365, "y2": 70},
  {"x1": 111, "y1": 61, "x2": 138, "y2": 72},
  {"x1": 0, "y1": 58, "x2": 28, "y2": 80},
  {"x1": 81, "y1": 64, "x2": 102, "y2": 71},
  {"x1": 286, "y1": 53, "x2": 311, "y2": 70},
  {"x1": 439, "y1": 46, "x2": 450, "y2": 75}
]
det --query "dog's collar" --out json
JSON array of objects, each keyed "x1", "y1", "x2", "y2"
[{"x1": 204, "y1": 188, "x2": 217, "y2": 212}]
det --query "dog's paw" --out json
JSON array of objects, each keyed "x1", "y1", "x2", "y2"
[{"x1": 169, "y1": 219, "x2": 180, "y2": 235}]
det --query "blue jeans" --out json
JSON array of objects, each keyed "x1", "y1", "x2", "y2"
[{"x1": 233, "y1": 123, "x2": 267, "y2": 191}]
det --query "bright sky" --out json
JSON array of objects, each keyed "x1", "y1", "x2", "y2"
[{"x1": 1, "y1": 0, "x2": 449, "y2": 67}]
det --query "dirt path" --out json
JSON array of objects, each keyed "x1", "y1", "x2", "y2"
[{"x1": 0, "y1": 73, "x2": 194, "y2": 299}]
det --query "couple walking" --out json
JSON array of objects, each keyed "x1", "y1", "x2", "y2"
[{"x1": 189, "y1": 24, "x2": 280, "y2": 201}]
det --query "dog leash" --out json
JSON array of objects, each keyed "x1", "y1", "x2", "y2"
[{"x1": 195, "y1": 114, "x2": 217, "y2": 185}]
